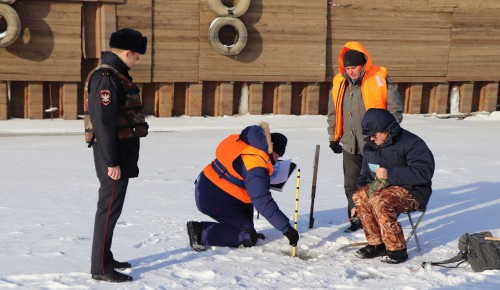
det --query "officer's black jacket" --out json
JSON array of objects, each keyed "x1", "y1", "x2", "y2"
[{"x1": 88, "y1": 51, "x2": 140, "y2": 178}]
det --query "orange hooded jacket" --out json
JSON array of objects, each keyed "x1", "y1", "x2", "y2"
[{"x1": 331, "y1": 42, "x2": 389, "y2": 141}]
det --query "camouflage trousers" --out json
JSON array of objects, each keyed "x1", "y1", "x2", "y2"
[{"x1": 353, "y1": 185, "x2": 419, "y2": 251}]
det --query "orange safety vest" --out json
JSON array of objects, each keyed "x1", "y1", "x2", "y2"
[
  {"x1": 203, "y1": 134, "x2": 274, "y2": 204},
  {"x1": 331, "y1": 66, "x2": 388, "y2": 141}
]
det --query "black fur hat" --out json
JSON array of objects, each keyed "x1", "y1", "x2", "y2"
[{"x1": 109, "y1": 28, "x2": 147, "y2": 54}]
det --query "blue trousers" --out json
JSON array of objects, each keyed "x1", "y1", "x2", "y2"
[{"x1": 195, "y1": 173, "x2": 257, "y2": 248}]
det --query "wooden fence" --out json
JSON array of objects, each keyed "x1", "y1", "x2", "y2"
[{"x1": 0, "y1": 0, "x2": 499, "y2": 119}]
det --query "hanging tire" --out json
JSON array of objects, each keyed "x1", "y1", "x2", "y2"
[
  {"x1": 0, "y1": 1, "x2": 17, "y2": 4},
  {"x1": 0, "y1": 4, "x2": 21, "y2": 48},
  {"x1": 209, "y1": 17, "x2": 247, "y2": 56},
  {"x1": 208, "y1": 0, "x2": 250, "y2": 17}
]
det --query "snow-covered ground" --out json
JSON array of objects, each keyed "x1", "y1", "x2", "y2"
[{"x1": 0, "y1": 113, "x2": 499, "y2": 289}]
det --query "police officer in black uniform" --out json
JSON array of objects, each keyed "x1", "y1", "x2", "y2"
[{"x1": 88, "y1": 28, "x2": 147, "y2": 283}]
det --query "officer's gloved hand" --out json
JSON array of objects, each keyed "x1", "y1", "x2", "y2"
[
  {"x1": 329, "y1": 141, "x2": 343, "y2": 154},
  {"x1": 284, "y1": 227, "x2": 299, "y2": 246}
]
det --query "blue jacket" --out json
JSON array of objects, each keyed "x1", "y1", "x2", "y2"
[{"x1": 357, "y1": 109, "x2": 435, "y2": 210}]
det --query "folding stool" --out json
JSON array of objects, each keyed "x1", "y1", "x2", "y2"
[{"x1": 403, "y1": 210, "x2": 426, "y2": 255}]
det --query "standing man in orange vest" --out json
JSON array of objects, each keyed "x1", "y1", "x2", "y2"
[
  {"x1": 187, "y1": 122, "x2": 299, "y2": 251},
  {"x1": 327, "y1": 41, "x2": 403, "y2": 233}
]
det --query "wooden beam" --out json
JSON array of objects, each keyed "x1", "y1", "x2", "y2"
[
  {"x1": 406, "y1": 83, "x2": 423, "y2": 114},
  {"x1": 218, "y1": 82, "x2": 234, "y2": 116},
  {"x1": 25, "y1": 82, "x2": 44, "y2": 119},
  {"x1": 458, "y1": 82, "x2": 474, "y2": 113},
  {"x1": 186, "y1": 83, "x2": 203, "y2": 117},
  {"x1": 479, "y1": 82, "x2": 499, "y2": 112},
  {"x1": 0, "y1": 82, "x2": 7, "y2": 120},
  {"x1": 248, "y1": 83, "x2": 263, "y2": 115},
  {"x1": 430, "y1": 83, "x2": 449, "y2": 113},
  {"x1": 61, "y1": 83, "x2": 78, "y2": 120},
  {"x1": 275, "y1": 83, "x2": 292, "y2": 114},
  {"x1": 303, "y1": 83, "x2": 320, "y2": 115},
  {"x1": 156, "y1": 83, "x2": 174, "y2": 117}
]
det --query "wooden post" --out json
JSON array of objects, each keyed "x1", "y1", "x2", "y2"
[
  {"x1": 218, "y1": 82, "x2": 234, "y2": 116},
  {"x1": 156, "y1": 83, "x2": 174, "y2": 117},
  {"x1": 0, "y1": 82, "x2": 7, "y2": 120},
  {"x1": 303, "y1": 83, "x2": 320, "y2": 115},
  {"x1": 186, "y1": 82, "x2": 203, "y2": 117},
  {"x1": 61, "y1": 83, "x2": 78, "y2": 120},
  {"x1": 459, "y1": 82, "x2": 474, "y2": 113},
  {"x1": 275, "y1": 82, "x2": 292, "y2": 115},
  {"x1": 248, "y1": 83, "x2": 263, "y2": 115},
  {"x1": 25, "y1": 82, "x2": 44, "y2": 119},
  {"x1": 430, "y1": 83, "x2": 449, "y2": 114},
  {"x1": 479, "y1": 82, "x2": 499, "y2": 112},
  {"x1": 406, "y1": 83, "x2": 423, "y2": 114}
]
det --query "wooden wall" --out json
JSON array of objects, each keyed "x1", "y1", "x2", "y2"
[{"x1": 0, "y1": 0, "x2": 499, "y2": 120}]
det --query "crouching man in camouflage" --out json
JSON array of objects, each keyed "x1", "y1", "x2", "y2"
[{"x1": 352, "y1": 108, "x2": 435, "y2": 264}]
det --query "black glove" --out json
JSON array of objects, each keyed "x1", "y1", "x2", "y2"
[
  {"x1": 284, "y1": 227, "x2": 299, "y2": 246},
  {"x1": 329, "y1": 141, "x2": 343, "y2": 154}
]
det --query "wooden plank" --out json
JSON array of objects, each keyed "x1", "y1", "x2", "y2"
[
  {"x1": 275, "y1": 83, "x2": 292, "y2": 115},
  {"x1": 153, "y1": 0, "x2": 200, "y2": 82},
  {"x1": 430, "y1": 83, "x2": 449, "y2": 113},
  {"x1": 0, "y1": 82, "x2": 7, "y2": 120},
  {"x1": 248, "y1": 82, "x2": 263, "y2": 115},
  {"x1": 218, "y1": 82, "x2": 234, "y2": 116},
  {"x1": 303, "y1": 83, "x2": 320, "y2": 115},
  {"x1": 116, "y1": 0, "x2": 153, "y2": 83},
  {"x1": 448, "y1": 8, "x2": 500, "y2": 81},
  {"x1": 328, "y1": 6, "x2": 452, "y2": 81},
  {"x1": 25, "y1": 82, "x2": 44, "y2": 119},
  {"x1": 61, "y1": 83, "x2": 78, "y2": 120},
  {"x1": 458, "y1": 82, "x2": 474, "y2": 113},
  {"x1": 0, "y1": 1, "x2": 82, "y2": 81},
  {"x1": 479, "y1": 82, "x2": 499, "y2": 112},
  {"x1": 186, "y1": 83, "x2": 203, "y2": 116},
  {"x1": 141, "y1": 83, "x2": 155, "y2": 116},
  {"x1": 100, "y1": 3, "x2": 117, "y2": 53},
  {"x1": 199, "y1": 0, "x2": 327, "y2": 82},
  {"x1": 156, "y1": 83, "x2": 174, "y2": 117},
  {"x1": 406, "y1": 83, "x2": 423, "y2": 114}
]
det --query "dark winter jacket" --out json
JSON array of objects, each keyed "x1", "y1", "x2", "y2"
[
  {"x1": 357, "y1": 108, "x2": 435, "y2": 210},
  {"x1": 88, "y1": 51, "x2": 140, "y2": 178}
]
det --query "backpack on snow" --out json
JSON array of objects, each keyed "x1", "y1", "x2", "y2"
[{"x1": 422, "y1": 231, "x2": 500, "y2": 272}]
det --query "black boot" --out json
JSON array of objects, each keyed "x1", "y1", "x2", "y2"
[
  {"x1": 344, "y1": 218, "x2": 363, "y2": 233},
  {"x1": 381, "y1": 248, "x2": 408, "y2": 264},
  {"x1": 92, "y1": 270, "x2": 133, "y2": 283},
  {"x1": 112, "y1": 260, "x2": 131, "y2": 270},
  {"x1": 355, "y1": 244, "x2": 387, "y2": 259},
  {"x1": 187, "y1": 221, "x2": 205, "y2": 252}
]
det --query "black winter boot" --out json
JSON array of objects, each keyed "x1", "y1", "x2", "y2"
[
  {"x1": 92, "y1": 270, "x2": 133, "y2": 283},
  {"x1": 381, "y1": 248, "x2": 408, "y2": 264},
  {"x1": 187, "y1": 221, "x2": 205, "y2": 252},
  {"x1": 355, "y1": 244, "x2": 387, "y2": 259}
]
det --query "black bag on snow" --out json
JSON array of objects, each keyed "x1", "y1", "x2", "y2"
[{"x1": 423, "y1": 231, "x2": 500, "y2": 272}]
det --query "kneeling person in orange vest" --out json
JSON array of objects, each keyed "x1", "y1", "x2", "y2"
[{"x1": 187, "y1": 122, "x2": 299, "y2": 251}]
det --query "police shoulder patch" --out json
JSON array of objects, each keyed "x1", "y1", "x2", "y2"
[{"x1": 100, "y1": 90, "x2": 111, "y2": 106}]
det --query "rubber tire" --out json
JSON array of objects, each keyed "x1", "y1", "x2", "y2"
[
  {"x1": 0, "y1": 4, "x2": 21, "y2": 48},
  {"x1": 208, "y1": 0, "x2": 250, "y2": 17},
  {"x1": 0, "y1": 1, "x2": 17, "y2": 4},
  {"x1": 209, "y1": 17, "x2": 247, "y2": 56}
]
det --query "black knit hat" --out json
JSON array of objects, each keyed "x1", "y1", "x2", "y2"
[
  {"x1": 343, "y1": 50, "x2": 366, "y2": 67},
  {"x1": 271, "y1": 133, "x2": 288, "y2": 157},
  {"x1": 109, "y1": 28, "x2": 147, "y2": 54}
]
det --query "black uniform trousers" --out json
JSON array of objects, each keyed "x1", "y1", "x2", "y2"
[
  {"x1": 91, "y1": 146, "x2": 129, "y2": 275},
  {"x1": 343, "y1": 151, "x2": 363, "y2": 224}
]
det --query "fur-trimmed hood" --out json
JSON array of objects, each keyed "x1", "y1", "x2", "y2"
[{"x1": 239, "y1": 121, "x2": 273, "y2": 154}]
